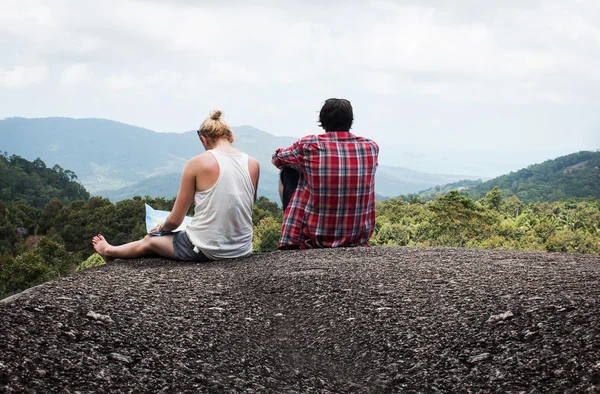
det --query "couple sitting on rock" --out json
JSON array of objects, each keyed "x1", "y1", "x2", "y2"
[{"x1": 92, "y1": 98, "x2": 379, "y2": 262}]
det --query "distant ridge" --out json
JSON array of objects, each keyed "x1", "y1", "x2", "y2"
[
  {"x1": 416, "y1": 151, "x2": 600, "y2": 203},
  {"x1": 465, "y1": 150, "x2": 600, "y2": 202},
  {"x1": 1, "y1": 117, "x2": 481, "y2": 201}
]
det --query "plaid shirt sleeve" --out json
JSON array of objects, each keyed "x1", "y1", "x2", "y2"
[
  {"x1": 271, "y1": 140, "x2": 305, "y2": 171},
  {"x1": 272, "y1": 138, "x2": 311, "y2": 248}
]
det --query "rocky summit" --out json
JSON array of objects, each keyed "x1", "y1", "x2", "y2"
[{"x1": 1, "y1": 247, "x2": 599, "y2": 393}]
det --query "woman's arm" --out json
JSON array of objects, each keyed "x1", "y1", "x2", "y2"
[
  {"x1": 248, "y1": 157, "x2": 260, "y2": 203},
  {"x1": 159, "y1": 160, "x2": 197, "y2": 232}
]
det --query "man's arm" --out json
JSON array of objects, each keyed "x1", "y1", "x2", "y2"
[{"x1": 271, "y1": 140, "x2": 305, "y2": 171}]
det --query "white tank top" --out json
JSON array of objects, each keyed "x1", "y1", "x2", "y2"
[{"x1": 185, "y1": 150, "x2": 254, "y2": 260}]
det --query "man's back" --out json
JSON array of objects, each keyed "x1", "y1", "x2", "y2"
[{"x1": 272, "y1": 131, "x2": 379, "y2": 249}]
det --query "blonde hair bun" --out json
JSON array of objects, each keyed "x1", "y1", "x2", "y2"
[{"x1": 198, "y1": 109, "x2": 233, "y2": 143}]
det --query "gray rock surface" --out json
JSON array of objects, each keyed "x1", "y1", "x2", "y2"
[{"x1": 1, "y1": 246, "x2": 599, "y2": 392}]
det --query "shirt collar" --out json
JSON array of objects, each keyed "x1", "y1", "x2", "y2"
[{"x1": 320, "y1": 131, "x2": 355, "y2": 139}]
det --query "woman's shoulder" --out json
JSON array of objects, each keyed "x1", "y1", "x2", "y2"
[
  {"x1": 190, "y1": 150, "x2": 216, "y2": 160},
  {"x1": 247, "y1": 155, "x2": 259, "y2": 170},
  {"x1": 185, "y1": 151, "x2": 218, "y2": 169}
]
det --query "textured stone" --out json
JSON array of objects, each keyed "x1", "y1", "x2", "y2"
[{"x1": 1, "y1": 246, "x2": 599, "y2": 392}]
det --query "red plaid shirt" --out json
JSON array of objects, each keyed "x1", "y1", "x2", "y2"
[{"x1": 272, "y1": 131, "x2": 379, "y2": 249}]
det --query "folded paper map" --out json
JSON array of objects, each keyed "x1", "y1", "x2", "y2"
[{"x1": 145, "y1": 204, "x2": 193, "y2": 233}]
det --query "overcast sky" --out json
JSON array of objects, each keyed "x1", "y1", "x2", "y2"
[{"x1": 1, "y1": 0, "x2": 599, "y2": 175}]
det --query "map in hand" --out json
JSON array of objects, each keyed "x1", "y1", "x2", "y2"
[{"x1": 145, "y1": 204, "x2": 193, "y2": 234}]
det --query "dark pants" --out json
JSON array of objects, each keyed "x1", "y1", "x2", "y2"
[{"x1": 280, "y1": 167, "x2": 300, "y2": 211}]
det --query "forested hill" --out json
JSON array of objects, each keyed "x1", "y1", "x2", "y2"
[
  {"x1": 465, "y1": 150, "x2": 600, "y2": 203},
  {"x1": 0, "y1": 153, "x2": 89, "y2": 208},
  {"x1": 414, "y1": 179, "x2": 483, "y2": 201}
]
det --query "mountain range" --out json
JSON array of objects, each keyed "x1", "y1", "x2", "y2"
[{"x1": 0, "y1": 117, "x2": 481, "y2": 202}]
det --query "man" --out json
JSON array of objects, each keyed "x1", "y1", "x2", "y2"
[{"x1": 272, "y1": 98, "x2": 379, "y2": 249}]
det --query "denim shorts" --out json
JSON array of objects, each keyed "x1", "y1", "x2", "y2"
[{"x1": 173, "y1": 231, "x2": 210, "y2": 262}]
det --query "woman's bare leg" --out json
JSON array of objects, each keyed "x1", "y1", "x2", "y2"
[{"x1": 92, "y1": 234, "x2": 177, "y2": 262}]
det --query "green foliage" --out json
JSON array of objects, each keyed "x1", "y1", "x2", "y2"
[
  {"x1": 252, "y1": 196, "x2": 282, "y2": 226},
  {"x1": 251, "y1": 198, "x2": 283, "y2": 253},
  {"x1": 415, "y1": 179, "x2": 483, "y2": 201},
  {"x1": 252, "y1": 216, "x2": 282, "y2": 253},
  {"x1": 0, "y1": 253, "x2": 54, "y2": 297},
  {"x1": 427, "y1": 191, "x2": 491, "y2": 247},
  {"x1": 501, "y1": 196, "x2": 525, "y2": 218},
  {"x1": 35, "y1": 237, "x2": 82, "y2": 276},
  {"x1": 374, "y1": 193, "x2": 600, "y2": 254},
  {"x1": 35, "y1": 196, "x2": 179, "y2": 256},
  {"x1": 374, "y1": 222, "x2": 411, "y2": 246},
  {"x1": 0, "y1": 237, "x2": 81, "y2": 299},
  {"x1": 0, "y1": 153, "x2": 89, "y2": 208},
  {"x1": 77, "y1": 253, "x2": 106, "y2": 272},
  {"x1": 0, "y1": 184, "x2": 176, "y2": 297},
  {"x1": 0, "y1": 201, "x2": 20, "y2": 254},
  {"x1": 480, "y1": 186, "x2": 503, "y2": 211},
  {"x1": 545, "y1": 229, "x2": 599, "y2": 254}
]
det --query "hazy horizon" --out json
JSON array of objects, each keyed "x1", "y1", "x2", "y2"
[{"x1": 2, "y1": 115, "x2": 592, "y2": 179}]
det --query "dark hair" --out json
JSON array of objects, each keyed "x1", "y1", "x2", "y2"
[{"x1": 318, "y1": 98, "x2": 353, "y2": 132}]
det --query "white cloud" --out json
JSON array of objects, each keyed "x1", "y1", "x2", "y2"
[
  {"x1": 207, "y1": 62, "x2": 261, "y2": 86},
  {"x1": 103, "y1": 70, "x2": 185, "y2": 95},
  {"x1": 3, "y1": 0, "x2": 596, "y2": 104},
  {"x1": 0, "y1": 1, "x2": 56, "y2": 27},
  {"x1": 60, "y1": 64, "x2": 91, "y2": 87},
  {"x1": 104, "y1": 72, "x2": 144, "y2": 91},
  {"x1": 0, "y1": 65, "x2": 48, "y2": 89}
]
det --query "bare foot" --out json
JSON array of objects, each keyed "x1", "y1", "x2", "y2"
[{"x1": 92, "y1": 234, "x2": 115, "y2": 262}]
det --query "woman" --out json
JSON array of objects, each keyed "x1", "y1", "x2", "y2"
[{"x1": 92, "y1": 110, "x2": 260, "y2": 262}]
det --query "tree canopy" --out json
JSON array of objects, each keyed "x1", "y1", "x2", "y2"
[{"x1": 0, "y1": 153, "x2": 89, "y2": 209}]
